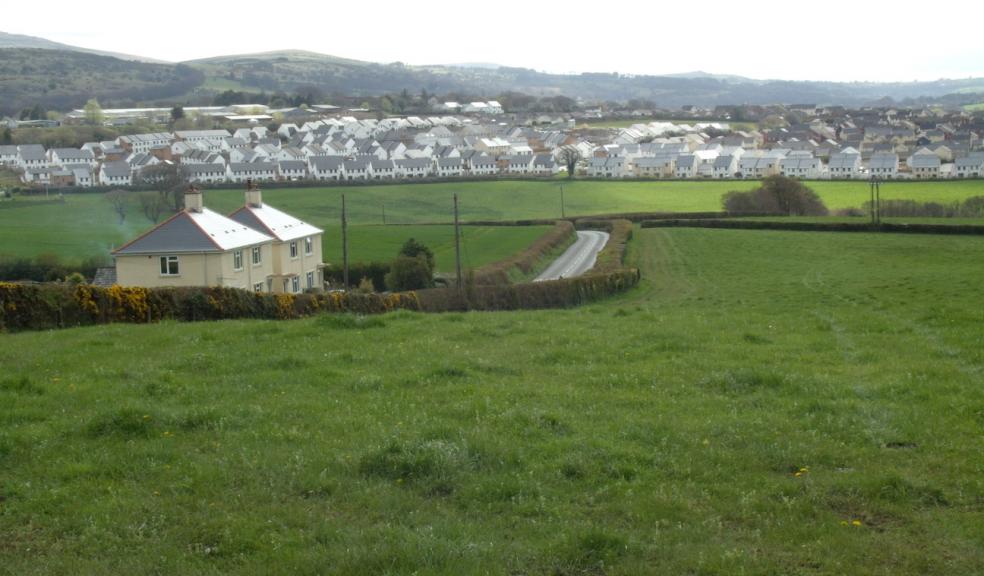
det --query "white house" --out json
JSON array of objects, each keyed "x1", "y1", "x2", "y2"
[
  {"x1": 227, "y1": 162, "x2": 277, "y2": 183},
  {"x1": 954, "y1": 153, "x2": 984, "y2": 178},
  {"x1": 909, "y1": 149, "x2": 941, "y2": 179},
  {"x1": 277, "y1": 160, "x2": 308, "y2": 181},
  {"x1": 779, "y1": 154, "x2": 824, "y2": 179},
  {"x1": 49, "y1": 148, "x2": 97, "y2": 168},
  {"x1": 828, "y1": 147, "x2": 862, "y2": 179},
  {"x1": 100, "y1": 161, "x2": 132, "y2": 186},
  {"x1": 434, "y1": 157, "x2": 464, "y2": 177},
  {"x1": 310, "y1": 157, "x2": 345, "y2": 181},
  {"x1": 395, "y1": 158, "x2": 431, "y2": 179},
  {"x1": 868, "y1": 153, "x2": 899, "y2": 179},
  {"x1": 369, "y1": 159, "x2": 396, "y2": 179},
  {"x1": 186, "y1": 163, "x2": 228, "y2": 185}
]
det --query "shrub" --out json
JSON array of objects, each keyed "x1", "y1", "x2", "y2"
[
  {"x1": 398, "y1": 238, "x2": 435, "y2": 271},
  {"x1": 323, "y1": 261, "x2": 389, "y2": 290},
  {"x1": 385, "y1": 255, "x2": 434, "y2": 291},
  {"x1": 723, "y1": 175, "x2": 828, "y2": 216}
]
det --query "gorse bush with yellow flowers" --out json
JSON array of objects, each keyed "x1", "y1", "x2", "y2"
[{"x1": 0, "y1": 283, "x2": 420, "y2": 332}]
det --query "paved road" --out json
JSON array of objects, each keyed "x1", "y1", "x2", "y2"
[{"x1": 534, "y1": 230, "x2": 610, "y2": 282}]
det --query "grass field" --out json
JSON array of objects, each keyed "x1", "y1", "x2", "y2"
[
  {"x1": 2, "y1": 227, "x2": 983, "y2": 574},
  {"x1": 3, "y1": 179, "x2": 984, "y2": 265},
  {"x1": 321, "y1": 224, "x2": 552, "y2": 272}
]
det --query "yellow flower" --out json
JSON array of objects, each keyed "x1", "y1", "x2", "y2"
[
  {"x1": 851, "y1": 520, "x2": 862, "y2": 527},
  {"x1": 840, "y1": 521, "x2": 848, "y2": 526},
  {"x1": 143, "y1": 415, "x2": 150, "y2": 420}
]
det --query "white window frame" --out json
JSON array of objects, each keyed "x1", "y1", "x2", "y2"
[
  {"x1": 306, "y1": 271, "x2": 314, "y2": 289},
  {"x1": 304, "y1": 237, "x2": 313, "y2": 255},
  {"x1": 292, "y1": 276, "x2": 300, "y2": 293},
  {"x1": 233, "y1": 250, "x2": 243, "y2": 271},
  {"x1": 290, "y1": 240, "x2": 298, "y2": 259},
  {"x1": 252, "y1": 246, "x2": 262, "y2": 265},
  {"x1": 160, "y1": 255, "x2": 179, "y2": 276},
  {"x1": 253, "y1": 282, "x2": 263, "y2": 293}
]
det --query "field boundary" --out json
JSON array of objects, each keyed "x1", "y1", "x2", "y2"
[
  {"x1": 470, "y1": 221, "x2": 576, "y2": 285},
  {"x1": 640, "y1": 219, "x2": 984, "y2": 235}
]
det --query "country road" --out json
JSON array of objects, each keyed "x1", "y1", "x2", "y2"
[{"x1": 534, "y1": 230, "x2": 610, "y2": 282}]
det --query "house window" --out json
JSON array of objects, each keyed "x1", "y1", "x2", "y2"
[
  {"x1": 304, "y1": 237, "x2": 313, "y2": 255},
  {"x1": 292, "y1": 276, "x2": 300, "y2": 293},
  {"x1": 233, "y1": 250, "x2": 243, "y2": 271},
  {"x1": 306, "y1": 271, "x2": 314, "y2": 289},
  {"x1": 290, "y1": 240, "x2": 298, "y2": 258},
  {"x1": 252, "y1": 246, "x2": 262, "y2": 265},
  {"x1": 253, "y1": 282, "x2": 263, "y2": 293},
  {"x1": 160, "y1": 256, "x2": 179, "y2": 276}
]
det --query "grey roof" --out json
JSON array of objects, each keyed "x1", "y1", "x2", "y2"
[
  {"x1": 828, "y1": 152, "x2": 861, "y2": 169},
  {"x1": 0, "y1": 145, "x2": 19, "y2": 156},
  {"x1": 954, "y1": 155, "x2": 984, "y2": 169},
  {"x1": 52, "y1": 148, "x2": 94, "y2": 161},
  {"x1": 869, "y1": 153, "x2": 899, "y2": 170},
  {"x1": 101, "y1": 161, "x2": 131, "y2": 178},
  {"x1": 780, "y1": 156, "x2": 819, "y2": 170},
  {"x1": 114, "y1": 212, "x2": 229, "y2": 254},
  {"x1": 370, "y1": 159, "x2": 395, "y2": 170},
  {"x1": 676, "y1": 154, "x2": 697, "y2": 169},
  {"x1": 311, "y1": 157, "x2": 344, "y2": 171},
  {"x1": 471, "y1": 155, "x2": 496, "y2": 167},
  {"x1": 229, "y1": 162, "x2": 276, "y2": 174},
  {"x1": 909, "y1": 153, "x2": 940, "y2": 169},
  {"x1": 91, "y1": 267, "x2": 117, "y2": 287},
  {"x1": 344, "y1": 157, "x2": 370, "y2": 170},
  {"x1": 186, "y1": 164, "x2": 226, "y2": 176},
  {"x1": 278, "y1": 160, "x2": 308, "y2": 172},
  {"x1": 437, "y1": 157, "x2": 462, "y2": 168},
  {"x1": 396, "y1": 158, "x2": 432, "y2": 169},
  {"x1": 18, "y1": 145, "x2": 46, "y2": 161},
  {"x1": 713, "y1": 154, "x2": 735, "y2": 169}
]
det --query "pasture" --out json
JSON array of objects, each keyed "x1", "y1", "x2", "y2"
[
  {"x1": 2, "y1": 179, "x2": 984, "y2": 267},
  {"x1": 2, "y1": 226, "x2": 982, "y2": 574}
]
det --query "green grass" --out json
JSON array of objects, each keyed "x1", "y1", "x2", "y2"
[
  {"x1": 4, "y1": 179, "x2": 984, "y2": 264},
  {"x1": 321, "y1": 224, "x2": 552, "y2": 272},
  {"x1": 2, "y1": 227, "x2": 983, "y2": 574}
]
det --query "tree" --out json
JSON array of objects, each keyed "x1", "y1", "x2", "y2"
[
  {"x1": 135, "y1": 163, "x2": 189, "y2": 214},
  {"x1": 557, "y1": 146, "x2": 583, "y2": 179},
  {"x1": 722, "y1": 175, "x2": 828, "y2": 216},
  {"x1": 398, "y1": 238, "x2": 435, "y2": 271},
  {"x1": 83, "y1": 99, "x2": 104, "y2": 126},
  {"x1": 385, "y1": 238, "x2": 435, "y2": 291},
  {"x1": 171, "y1": 106, "x2": 185, "y2": 122},
  {"x1": 0, "y1": 127, "x2": 11, "y2": 145},
  {"x1": 105, "y1": 189, "x2": 128, "y2": 224},
  {"x1": 138, "y1": 191, "x2": 165, "y2": 223}
]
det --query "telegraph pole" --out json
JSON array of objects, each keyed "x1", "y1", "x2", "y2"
[
  {"x1": 453, "y1": 193, "x2": 462, "y2": 290},
  {"x1": 341, "y1": 194, "x2": 349, "y2": 289}
]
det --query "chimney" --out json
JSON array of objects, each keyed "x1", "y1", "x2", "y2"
[
  {"x1": 184, "y1": 185, "x2": 203, "y2": 213},
  {"x1": 245, "y1": 178, "x2": 262, "y2": 208}
]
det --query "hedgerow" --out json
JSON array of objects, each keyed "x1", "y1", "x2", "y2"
[
  {"x1": 470, "y1": 221, "x2": 576, "y2": 285},
  {"x1": 0, "y1": 283, "x2": 419, "y2": 332}
]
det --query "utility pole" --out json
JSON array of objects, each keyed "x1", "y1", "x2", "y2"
[
  {"x1": 560, "y1": 184, "x2": 566, "y2": 218},
  {"x1": 341, "y1": 194, "x2": 349, "y2": 290},
  {"x1": 453, "y1": 193, "x2": 462, "y2": 290},
  {"x1": 869, "y1": 178, "x2": 876, "y2": 225}
]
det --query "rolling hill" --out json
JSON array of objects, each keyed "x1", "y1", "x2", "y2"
[
  {"x1": 3, "y1": 31, "x2": 984, "y2": 116},
  {"x1": 0, "y1": 31, "x2": 167, "y2": 63}
]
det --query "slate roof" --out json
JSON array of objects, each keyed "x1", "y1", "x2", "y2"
[
  {"x1": 91, "y1": 267, "x2": 117, "y2": 287},
  {"x1": 114, "y1": 207, "x2": 273, "y2": 255}
]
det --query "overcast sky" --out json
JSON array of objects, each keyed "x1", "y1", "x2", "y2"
[{"x1": 6, "y1": 0, "x2": 984, "y2": 83}]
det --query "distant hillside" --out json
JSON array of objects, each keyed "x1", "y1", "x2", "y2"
[
  {"x1": 0, "y1": 49, "x2": 202, "y2": 115},
  {"x1": 0, "y1": 31, "x2": 166, "y2": 63},
  {"x1": 3, "y1": 39, "x2": 984, "y2": 116},
  {"x1": 184, "y1": 51, "x2": 984, "y2": 107}
]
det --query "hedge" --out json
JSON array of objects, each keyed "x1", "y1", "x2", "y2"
[
  {"x1": 470, "y1": 221, "x2": 576, "y2": 285},
  {"x1": 575, "y1": 219, "x2": 634, "y2": 274},
  {"x1": 0, "y1": 283, "x2": 419, "y2": 332},
  {"x1": 414, "y1": 268, "x2": 641, "y2": 312},
  {"x1": 639, "y1": 219, "x2": 984, "y2": 236},
  {"x1": 322, "y1": 261, "x2": 390, "y2": 290}
]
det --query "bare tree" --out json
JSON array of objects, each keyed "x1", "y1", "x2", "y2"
[
  {"x1": 139, "y1": 191, "x2": 165, "y2": 223},
  {"x1": 135, "y1": 163, "x2": 189, "y2": 213},
  {"x1": 105, "y1": 189, "x2": 128, "y2": 224},
  {"x1": 557, "y1": 146, "x2": 583, "y2": 179}
]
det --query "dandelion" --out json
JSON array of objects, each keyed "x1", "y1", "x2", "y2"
[
  {"x1": 851, "y1": 519, "x2": 862, "y2": 527},
  {"x1": 701, "y1": 439, "x2": 710, "y2": 446}
]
